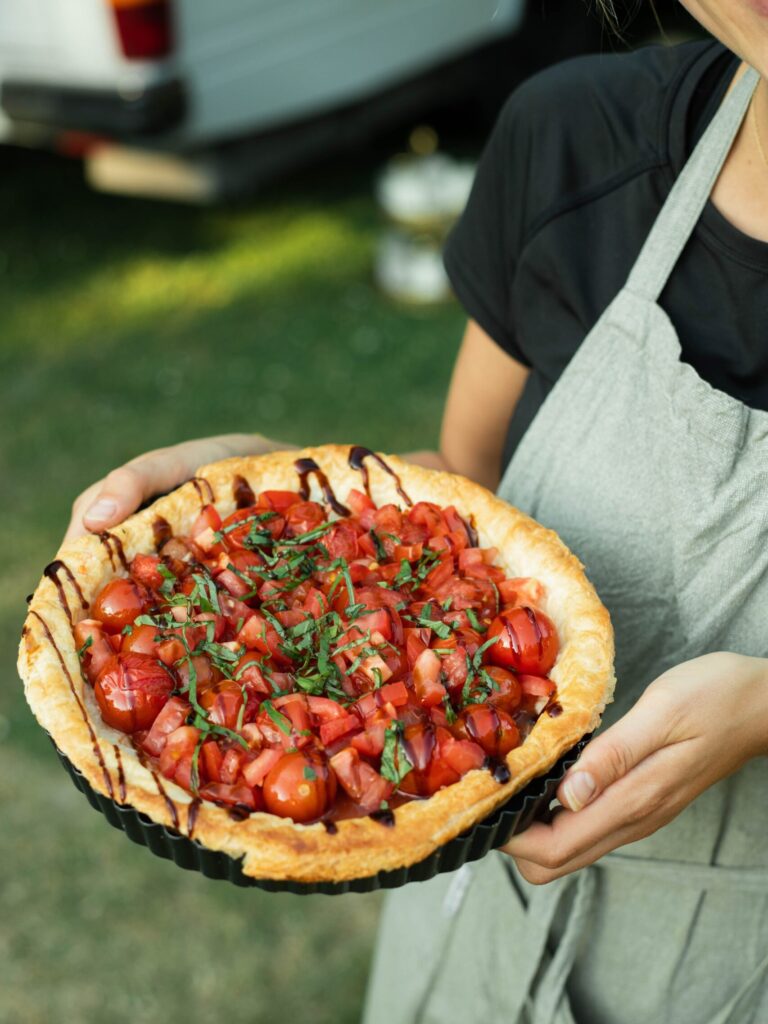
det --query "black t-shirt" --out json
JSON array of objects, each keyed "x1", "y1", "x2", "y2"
[{"x1": 444, "y1": 40, "x2": 768, "y2": 469}]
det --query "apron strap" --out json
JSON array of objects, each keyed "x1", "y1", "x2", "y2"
[{"x1": 626, "y1": 64, "x2": 759, "y2": 303}]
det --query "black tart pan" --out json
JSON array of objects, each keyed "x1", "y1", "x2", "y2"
[{"x1": 52, "y1": 735, "x2": 589, "y2": 895}]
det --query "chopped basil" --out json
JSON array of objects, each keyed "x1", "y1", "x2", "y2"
[
  {"x1": 261, "y1": 700, "x2": 292, "y2": 736},
  {"x1": 380, "y1": 721, "x2": 413, "y2": 785},
  {"x1": 303, "y1": 765, "x2": 318, "y2": 781},
  {"x1": 466, "y1": 607, "x2": 487, "y2": 633}
]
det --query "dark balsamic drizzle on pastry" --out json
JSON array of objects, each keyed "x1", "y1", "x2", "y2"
[
  {"x1": 187, "y1": 798, "x2": 201, "y2": 838},
  {"x1": 227, "y1": 804, "x2": 252, "y2": 822},
  {"x1": 546, "y1": 701, "x2": 563, "y2": 718},
  {"x1": 348, "y1": 446, "x2": 413, "y2": 506},
  {"x1": 151, "y1": 516, "x2": 173, "y2": 551},
  {"x1": 233, "y1": 474, "x2": 256, "y2": 509},
  {"x1": 98, "y1": 532, "x2": 129, "y2": 572},
  {"x1": 28, "y1": 609, "x2": 115, "y2": 799},
  {"x1": 294, "y1": 457, "x2": 350, "y2": 517},
  {"x1": 191, "y1": 476, "x2": 215, "y2": 505},
  {"x1": 151, "y1": 770, "x2": 180, "y2": 830},
  {"x1": 113, "y1": 745, "x2": 127, "y2": 802},
  {"x1": 43, "y1": 560, "x2": 89, "y2": 626},
  {"x1": 322, "y1": 819, "x2": 339, "y2": 835},
  {"x1": 486, "y1": 758, "x2": 512, "y2": 785},
  {"x1": 368, "y1": 808, "x2": 396, "y2": 827}
]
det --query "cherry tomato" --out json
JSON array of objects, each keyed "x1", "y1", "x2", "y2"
[
  {"x1": 484, "y1": 666, "x2": 522, "y2": 713},
  {"x1": 454, "y1": 704, "x2": 520, "y2": 759},
  {"x1": 486, "y1": 606, "x2": 558, "y2": 675},
  {"x1": 91, "y1": 578, "x2": 150, "y2": 634},
  {"x1": 121, "y1": 623, "x2": 162, "y2": 656},
  {"x1": 94, "y1": 653, "x2": 174, "y2": 732},
  {"x1": 262, "y1": 751, "x2": 337, "y2": 822},
  {"x1": 129, "y1": 553, "x2": 165, "y2": 592}
]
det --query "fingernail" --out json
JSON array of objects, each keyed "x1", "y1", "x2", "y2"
[
  {"x1": 84, "y1": 499, "x2": 117, "y2": 523},
  {"x1": 562, "y1": 771, "x2": 597, "y2": 811}
]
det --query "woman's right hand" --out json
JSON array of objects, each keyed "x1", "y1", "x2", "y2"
[{"x1": 64, "y1": 433, "x2": 293, "y2": 543}]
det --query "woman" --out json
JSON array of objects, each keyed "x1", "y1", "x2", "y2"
[{"x1": 66, "y1": 2, "x2": 768, "y2": 1020}]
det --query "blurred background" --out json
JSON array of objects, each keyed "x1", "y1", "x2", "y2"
[{"x1": 2, "y1": 2, "x2": 700, "y2": 1021}]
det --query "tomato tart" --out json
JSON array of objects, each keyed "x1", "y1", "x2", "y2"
[{"x1": 18, "y1": 446, "x2": 614, "y2": 883}]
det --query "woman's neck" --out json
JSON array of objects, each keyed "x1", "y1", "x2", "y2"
[{"x1": 710, "y1": 68, "x2": 768, "y2": 244}]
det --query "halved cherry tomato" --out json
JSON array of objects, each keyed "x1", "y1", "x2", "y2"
[
  {"x1": 91, "y1": 578, "x2": 150, "y2": 634},
  {"x1": 94, "y1": 653, "x2": 174, "y2": 732},
  {"x1": 262, "y1": 751, "x2": 337, "y2": 822},
  {"x1": 454, "y1": 704, "x2": 520, "y2": 758},
  {"x1": 486, "y1": 606, "x2": 559, "y2": 676},
  {"x1": 484, "y1": 665, "x2": 522, "y2": 712},
  {"x1": 199, "y1": 680, "x2": 247, "y2": 730}
]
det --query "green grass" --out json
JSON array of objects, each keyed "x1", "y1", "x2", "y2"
[{"x1": 1, "y1": 147, "x2": 464, "y2": 1024}]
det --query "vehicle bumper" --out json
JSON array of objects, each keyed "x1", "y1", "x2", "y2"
[{"x1": 0, "y1": 78, "x2": 185, "y2": 137}]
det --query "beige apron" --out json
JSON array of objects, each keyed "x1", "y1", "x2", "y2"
[{"x1": 364, "y1": 65, "x2": 768, "y2": 1024}]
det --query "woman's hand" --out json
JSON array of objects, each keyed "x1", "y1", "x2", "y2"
[
  {"x1": 64, "y1": 433, "x2": 293, "y2": 542},
  {"x1": 500, "y1": 652, "x2": 768, "y2": 883}
]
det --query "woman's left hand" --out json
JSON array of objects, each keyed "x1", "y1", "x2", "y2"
[{"x1": 500, "y1": 652, "x2": 768, "y2": 884}]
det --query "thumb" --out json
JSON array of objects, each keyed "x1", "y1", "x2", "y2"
[{"x1": 557, "y1": 693, "x2": 670, "y2": 811}]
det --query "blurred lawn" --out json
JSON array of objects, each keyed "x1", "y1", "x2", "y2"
[{"x1": 0, "y1": 148, "x2": 464, "y2": 1024}]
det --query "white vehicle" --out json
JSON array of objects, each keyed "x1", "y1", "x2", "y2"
[{"x1": 0, "y1": 0, "x2": 525, "y2": 200}]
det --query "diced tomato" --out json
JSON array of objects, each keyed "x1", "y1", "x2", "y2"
[
  {"x1": 242, "y1": 747, "x2": 283, "y2": 788},
  {"x1": 199, "y1": 782, "x2": 259, "y2": 811},
  {"x1": 237, "y1": 613, "x2": 290, "y2": 665},
  {"x1": 408, "y1": 501, "x2": 446, "y2": 535},
  {"x1": 74, "y1": 619, "x2": 117, "y2": 685},
  {"x1": 302, "y1": 587, "x2": 328, "y2": 619},
  {"x1": 155, "y1": 637, "x2": 186, "y2": 668},
  {"x1": 285, "y1": 501, "x2": 326, "y2": 537},
  {"x1": 142, "y1": 696, "x2": 192, "y2": 756},
  {"x1": 413, "y1": 648, "x2": 446, "y2": 707},
  {"x1": 258, "y1": 490, "x2": 302, "y2": 514},
  {"x1": 199, "y1": 681, "x2": 246, "y2": 730},
  {"x1": 190, "y1": 504, "x2": 222, "y2": 541},
  {"x1": 438, "y1": 729, "x2": 486, "y2": 775},
  {"x1": 220, "y1": 507, "x2": 285, "y2": 550},
  {"x1": 177, "y1": 655, "x2": 222, "y2": 693},
  {"x1": 216, "y1": 568, "x2": 252, "y2": 599},
  {"x1": 329, "y1": 747, "x2": 393, "y2": 811},
  {"x1": 308, "y1": 695, "x2": 350, "y2": 722},
  {"x1": 518, "y1": 674, "x2": 557, "y2": 698},
  {"x1": 234, "y1": 652, "x2": 270, "y2": 695},
  {"x1": 272, "y1": 693, "x2": 312, "y2": 733},
  {"x1": 319, "y1": 714, "x2": 361, "y2": 746},
  {"x1": 322, "y1": 520, "x2": 359, "y2": 561},
  {"x1": 350, "y1": 722, "x2": 386, "y2": 757},
  {"x1": 346, "y1": 488, "x2": 376, "y2": 521},
  {"x1": 130, "y1": 553, "x2": 165, "y2": 591},
  {"x1": 220, "y1": 746, "x2": 245, "y2": 785},
  {"x1": 201, "y1": 740, "x2": 224, "y2": 784},
  {"x1": 158, "y1": 725, "x2": 200, "y2": 786}
]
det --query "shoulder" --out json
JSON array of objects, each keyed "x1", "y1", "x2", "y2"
[{"x1": 491, "y1": 40, "x2": 722, "y2": 234}]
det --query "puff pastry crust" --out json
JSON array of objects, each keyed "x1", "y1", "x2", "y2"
[{"x1": 18, "y1": 445, "x2": 615, "y2": 882}]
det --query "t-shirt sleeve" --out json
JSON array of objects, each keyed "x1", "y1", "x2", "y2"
[{"x1": 443, "y1": 87, "x2": 535, "y2": 366}]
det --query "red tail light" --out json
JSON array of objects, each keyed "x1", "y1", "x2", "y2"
[{"x1": 109, "y1": 0, "x2": 173, "y2": 60}]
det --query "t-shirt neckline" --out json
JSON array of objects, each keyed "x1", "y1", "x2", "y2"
[{"x1": 667, "y1": 40, "x2": 768, "y2": 269}]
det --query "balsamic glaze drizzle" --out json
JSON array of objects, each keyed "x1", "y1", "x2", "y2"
[
  {"x1": 191, "y1": 477, "x2": 215, "y2": 505},
  {"x1": 113, "y1": 745, "x2": 127, "y2": 802},
  {"x1": 368, "y1": 808, "x2": 396, "y2": 827},
  {"x1": 293, "y1": 457, "x2": 350, "y2": 517},
  {"x1": 227, "y1": 804, "x2": 252, "y2": 822},
  {"x1": 322, "y1": 820, "x2": 339, "y2": 835},
  {"x1": 233, "y1": 474, "x2": 256, "y2": 509},
  {"x1": 152, "y1": 770, "x2": 180, "y2": 831},
  {"x1": 43, "y1": 560, "x2": 89, "y2": 626},
  {"x1": 151, "y1": 516, "x2": 173, "y2": 551},
  {"x1": 348, "y1": 446, "x2": 412, "y2": 506},
  {"x1": 28, "y1": 610, "x2": 114, "y2": 799},
  {"x1": 546, "y1": 701, "x2": 563, "y2": 718},
  {"x1": 187, "y1": 798, "x2": 201, "y2": 838},
  {"x1": 487, "y1": 758, "x2": 512, "y2": 785},
  {"x1": 98, "y1": 532, "x2": 129, "y2": 572}
]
